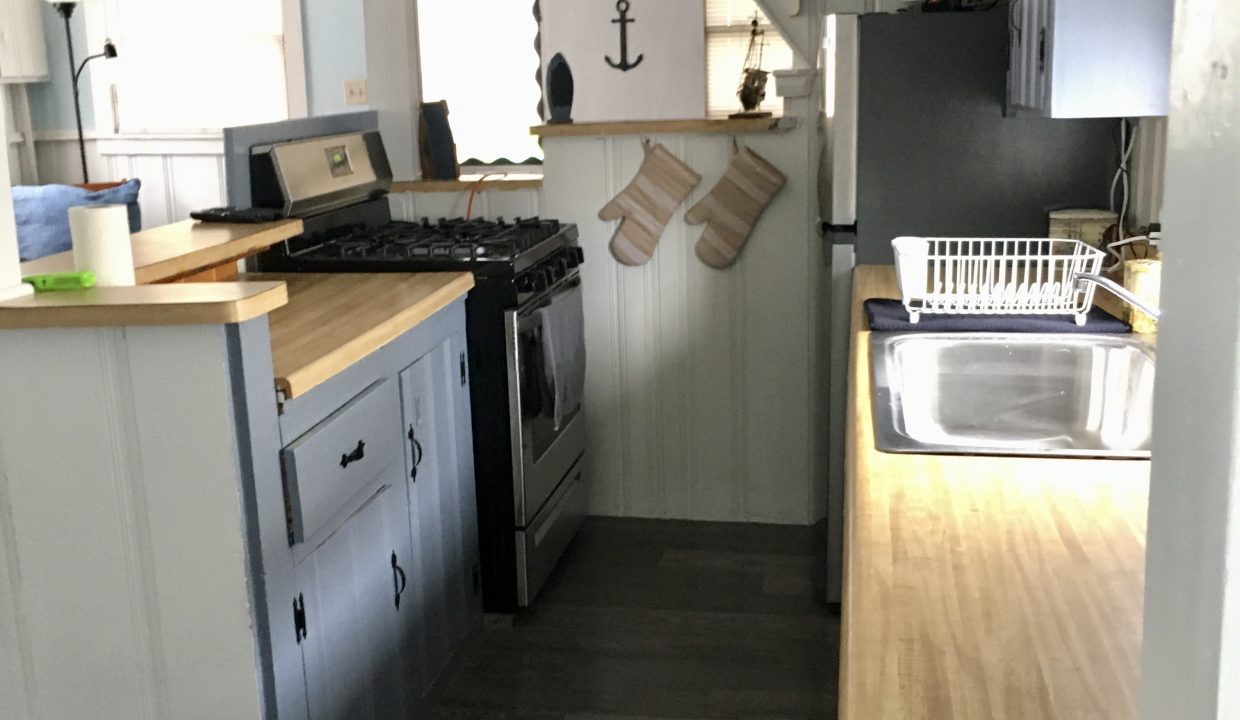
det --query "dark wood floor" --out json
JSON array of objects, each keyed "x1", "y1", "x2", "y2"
[{"x1": 428, "y1": 517, "x2": 840, "y2": 720}]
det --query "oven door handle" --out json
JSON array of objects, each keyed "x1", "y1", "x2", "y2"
[{"x1": 518, "y1": 276, "x2": 581, "y2": 328}]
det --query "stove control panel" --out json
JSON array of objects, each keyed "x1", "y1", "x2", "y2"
[{"x1": 514, "y1": 246, "x2": 584, "y2": 297}]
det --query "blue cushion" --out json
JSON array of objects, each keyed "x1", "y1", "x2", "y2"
[{"x1": 12, "y1": 179, "x2": 142, "y2": 262}]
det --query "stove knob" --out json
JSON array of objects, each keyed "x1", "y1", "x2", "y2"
[
  {"x1": 532, "y1": 271, "x2": 549, "y2": 292},
  {"x1": 516, "y1": 273, "x2": 536, "y2": 293},
  {"x1": 566, "y1": 247, "x2": 584, "y2": 268}
]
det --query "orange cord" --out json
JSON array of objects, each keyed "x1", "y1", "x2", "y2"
[{"x1": 465, "y1": 172, "x2": 505, "y2": 220}]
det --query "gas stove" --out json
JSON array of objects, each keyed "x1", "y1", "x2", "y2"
[{"x1": 271, "y1": 213, "x2": 580, "y2": 279}]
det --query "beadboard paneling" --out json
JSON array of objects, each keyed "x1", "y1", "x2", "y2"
[
  {"x1": 542, "y1": 129, "x2": 827, "y2": 525},
  {"x1": 32, "y1": 134, "x2": 228, "y2": 229},
  {"x1": 388, "y1": 187, "x2": 545, "y2": 222},
  {"x1": 0, "y1": 325, "x2": 264, "y2": 719}
]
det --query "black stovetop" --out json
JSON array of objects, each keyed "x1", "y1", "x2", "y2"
[{"x1": 290, "y1": 217, "x2": 564, "y2": 264}]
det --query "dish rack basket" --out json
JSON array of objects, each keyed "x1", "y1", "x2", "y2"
[{"x1": 891, "y1": 237, "x2": 1106, "y2": 325}]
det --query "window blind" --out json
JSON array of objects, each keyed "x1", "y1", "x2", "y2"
[
  {"x1": 417, "y1": 0, "x2": 543, "y2": 165},
  {"x1": 104, "y1": 0, "x2": 288, "y2": 132},
  {"x1": 705, "y1": 0, "x2": 792, "y2": 119}
]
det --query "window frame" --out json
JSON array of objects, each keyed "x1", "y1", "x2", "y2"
[
  {"x1": 413, "y1": 0, "x2": 545, "y2": 171},
  {"x1": 704, "y1": 5, "x2": 789, "y2": 119},
  {"x1": 83, "y1": 0, "x2": 307, "y2": 144}
]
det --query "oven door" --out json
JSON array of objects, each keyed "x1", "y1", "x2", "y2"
[{"x1": 505, "y1": 275, "x2": 586, "y2": 527}]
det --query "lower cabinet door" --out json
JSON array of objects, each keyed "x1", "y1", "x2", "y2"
[
  {"x1": 296, "y1": 471, "x2": 415, "y2": 720},
  {"x1": 399, "y1": 338, "x2": 471, "y2": 693}
]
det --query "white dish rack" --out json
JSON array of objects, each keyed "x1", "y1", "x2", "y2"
[{"x1": 891, "y1": 237, "x2": 1106, "y2": 326}]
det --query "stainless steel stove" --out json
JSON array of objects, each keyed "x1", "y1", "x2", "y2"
[{"x1": 238, "y1": 125, "x2": 588, "y2": 612}]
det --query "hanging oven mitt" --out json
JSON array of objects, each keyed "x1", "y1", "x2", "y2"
[
  {"x1": 685, "y1": 145, "x2": 786, "y2": 269},
  {"x1": 600, "y1": 141, "x2": 701, "y2": 266}
]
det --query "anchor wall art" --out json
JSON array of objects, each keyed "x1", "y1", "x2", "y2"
[{"x1": 540, "y1": 0, "x2": 706, "y2": 122}]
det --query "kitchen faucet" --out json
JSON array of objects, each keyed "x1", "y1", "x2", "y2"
[{"x1": 1074, "y1": 273, "x2": 1161, "y2": 321}]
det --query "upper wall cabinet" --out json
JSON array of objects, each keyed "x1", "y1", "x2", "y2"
[
  {"x1": 0, "y1": 0, "x2": 49, "y2": 83},
  {"x1": 1010, "y1": 0, "x2": 1172, "y2": 118}
]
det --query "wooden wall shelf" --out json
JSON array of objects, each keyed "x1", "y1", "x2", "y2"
[{"x1": 530, "y1": 117, "x2": 797, "y2": 138}]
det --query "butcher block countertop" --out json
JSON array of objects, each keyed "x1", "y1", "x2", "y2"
[
  {"x1": 0, "y1": 281, "x2": 288, "y2": 329},
  {"x1": 841, "y1": 265, "x2": 1150, "y2": 720},
  {"x1": 20, "y1": 219, "x2": 304, "y2": 284},
  {"x1": 242, "y1": 272, "x2": 475, "y2": 400}
]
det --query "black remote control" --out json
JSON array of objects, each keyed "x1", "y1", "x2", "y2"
[{"x1": 191, "y1": 206, "x2": 286, "y2": 224}]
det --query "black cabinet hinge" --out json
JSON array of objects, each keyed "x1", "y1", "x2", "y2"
[
  {"x1": 1038, "y1": 27, "x2": 1046, "y2": 73},
  {"x1": 293, "y1": 593, "x2": 307, "y2": 643},
  {"x1": 459, "y1": 352, "x2": 468, "y2": 387}
]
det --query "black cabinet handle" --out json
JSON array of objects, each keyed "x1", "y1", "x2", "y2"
[
  {"x1": 339, "y1": 440, "x2": 366, "y2": 469},
  {"x1": 407, "y1": 425, "x2": 423, "y2": 480},
  {"x1": 293, "y1": 593, "x2": 307, "y2": 643},
  {"x1": 391, "y1": 552, "x2": 407, "y2": 609}
]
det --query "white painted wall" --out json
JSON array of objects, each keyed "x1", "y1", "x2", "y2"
[
  {"x1": 541, "y1": 95, "x2": 827, "y2": 525},
  {"x1": 1140, "y1": 0, "x2": 1240, "y2": 717},
  {"x1": 362, "y1": 0, "x2": 422, "y2": 181},
  {"x1": 540, "y1": 0, "x2": 707, "y2": 122}
]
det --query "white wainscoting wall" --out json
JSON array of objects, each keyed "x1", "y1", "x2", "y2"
[
  {"x1": 541, "y1": 123, "x2": 829, "y2": 526},
  {"x1": 30, "y1": 132, "x2": 227, "y2": 228},
  {"x1": 388, "y1": 187, "x2": 545, "y2": 223}
]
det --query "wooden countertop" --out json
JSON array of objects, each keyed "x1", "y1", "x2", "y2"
[
  {"x1": 20, "y1": 219, "x2": 304, "y2": 284},
  {"x1": 841, "y1": 265, "x2": 1150, "y2": 720},
  {"x1": 243, "y1": 272, "x2": 475, "y2": 400},
  {"x1": 0, "y1": 282, "x2": 288, "y2": 329}
]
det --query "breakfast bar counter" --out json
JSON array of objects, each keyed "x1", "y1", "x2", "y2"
[
  {"x1": 841, "y1": 266, "x2": 1151, "y2": 719},
  {"x1": 19, "y1": 218, "x2": 304, "y2": 284}
]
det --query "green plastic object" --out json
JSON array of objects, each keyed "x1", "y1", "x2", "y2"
[{"x1": 22, "y1": 272, "x2": 97, "y2": 293}]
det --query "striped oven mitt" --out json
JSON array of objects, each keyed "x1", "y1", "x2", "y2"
[
  {"x1": 686, "y1": 146, "x2": 786, "y2": 269},
  {"x1": 601, "y1": 141, "x2": 701, "y2": 266}
]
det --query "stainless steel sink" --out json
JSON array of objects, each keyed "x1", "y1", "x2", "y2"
[{"x1": 870, "y1": 333, "x2": 1155, "y2": 458}]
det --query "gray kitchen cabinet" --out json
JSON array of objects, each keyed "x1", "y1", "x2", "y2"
[
  {"x1": 295, "y1": 473, "x2": 414, "y2": 720},
  {"x1": 275, "y1": 300, "x2": 479, "y2": 719},
  {"x1": 1009, "y1": 0, "x2": 1172, "y2": 118},
  {"x1": 398, "y1": 332, "x2": 482, "y2": 699}
]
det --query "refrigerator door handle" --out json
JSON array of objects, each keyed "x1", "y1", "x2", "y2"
[{"x1": 822, "y1": 222, "x2": 858, "y2": 240}]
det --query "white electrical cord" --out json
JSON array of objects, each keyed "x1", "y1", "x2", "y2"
[{"x1": 1107, "y1": 119, "x2": 1138, "y2": 271}]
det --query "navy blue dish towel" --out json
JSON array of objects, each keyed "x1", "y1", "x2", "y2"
[{"x1": 864, "y1": 298, "x2": 1131, "y2": 333}]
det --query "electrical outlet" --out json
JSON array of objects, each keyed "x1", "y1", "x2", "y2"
[{"x1": 344, "y1": 80, "x2": 368, "y2": 105}]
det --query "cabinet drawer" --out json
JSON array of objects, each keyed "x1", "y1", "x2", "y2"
[{"x1": 282, "y1": 379, "x2": 402, "y2": 544}]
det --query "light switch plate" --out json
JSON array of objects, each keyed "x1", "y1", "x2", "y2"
[{"x1": 344, "y1": 79, "x2": 368, "y2": 105}]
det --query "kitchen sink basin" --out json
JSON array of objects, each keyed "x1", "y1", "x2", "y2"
[{"x1": 870, "y1": 333, "x2": 1155, "y2": 458}]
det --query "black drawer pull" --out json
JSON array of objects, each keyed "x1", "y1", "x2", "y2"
[
  {"x1": 391, "y1": 552, "x2": 407, "y2": 609},
  {"x1": 339, "y1": 440, "x2": 366, "y2": 469},
  {"x1": 408, "y1": 426, "x2": 423, "y2": 480}
]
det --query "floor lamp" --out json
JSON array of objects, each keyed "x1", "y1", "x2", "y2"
[{"x1": 48, "y1": 1, "x2": 118, "y2": 184}]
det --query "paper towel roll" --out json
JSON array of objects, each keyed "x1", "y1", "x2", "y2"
[{"x1": 70, "y1": 204, "x2": 135, "y2": 286}]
